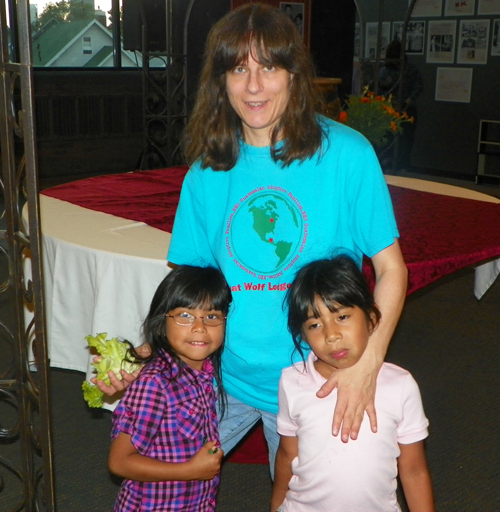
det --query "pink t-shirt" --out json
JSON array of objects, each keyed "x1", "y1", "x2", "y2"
[{"x1": 277, "y1": 353, "x2": 429, "y2": 512}]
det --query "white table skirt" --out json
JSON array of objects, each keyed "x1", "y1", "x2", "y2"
[
  {"x1": 25, "y1": 196, "x2": 171, "y2": 383},
  {"x1": 24, "y1": 176, "x2": 500, "y2": 384}
]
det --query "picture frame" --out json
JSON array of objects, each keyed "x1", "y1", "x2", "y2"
[
  {"x1": 365, "y1": 22, "x2": 391, "y2": 59},
  {"x1": 492, "y1": 19, "x2": 500, "y2": 55},
  {"x1": 426, "y1": 19, "x2": 457, "y2": 63},
  {"x1": 392, "y1": 21, "x2": 426, "y2": 55},
  {"x1": 230, "y1": 0, "x2": 311, "y2": 47},
  {"x1": 444, "y1": 0, "x2": 476, "y2": 16},
  {"x1": 435, "y1": 67, "x2": 473, "y2": 102},
  {"x1": 478, "y1": 0, "x2": 500, "y2": 14},
  {"x1": 411, "y1": 0, "x2": 443, "y2": 17},
  {"x1": 279, "y1": 3, "x2": 305, "y2": 40},
  {"x1": 457, "y1": 19, "x2": 490, "y2": 64}
]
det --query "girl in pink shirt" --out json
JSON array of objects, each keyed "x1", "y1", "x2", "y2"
[{"x1": 272, "y1": 255, "x2": 434, "y2": 512}]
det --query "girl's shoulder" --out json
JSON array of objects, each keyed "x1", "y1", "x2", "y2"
[
  {"x1": 136, "y1": 354, "x2": 179, "y2": 383},
  {"x1": 378, "y1": 362, "x2": 418, "y2": 391}
]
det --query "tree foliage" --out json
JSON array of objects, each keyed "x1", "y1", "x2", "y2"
[{"x1": 37, "y1": 0, "x2": 95, "y2": 29}]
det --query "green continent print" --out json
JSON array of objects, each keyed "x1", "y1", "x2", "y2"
[{"x1": 230, "y1": 191, "x2": 304, "y2": 274}]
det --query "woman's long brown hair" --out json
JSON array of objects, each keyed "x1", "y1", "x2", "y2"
[{"x1": 183, "y1": 2, "x2": 325, "y2": 171}]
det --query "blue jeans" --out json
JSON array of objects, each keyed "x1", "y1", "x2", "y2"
[{"x1": 217, "y1": 392, "x2": 279, "y2": 479}]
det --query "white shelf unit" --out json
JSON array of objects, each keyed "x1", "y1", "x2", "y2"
[{"x1": 477, "y1": 119, "x2": 500, "y2": 183}]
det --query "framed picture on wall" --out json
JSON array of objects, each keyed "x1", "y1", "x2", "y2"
[
  {"x1": 411, "y1": 0, "x2": 443, "y2": 17},
  {"x1": 478, "y1": 0, "x2": 500, "y2": 14},
  {"x1": 231, "y1": 0, "x2": 311, "y2": 47},
  {"x1": 444, "y1": 0, "x2": 476, "y2": 16},
  {"x1": 435, "y1": 67, "x2": 472, "y2": 102},
  {"x1": 393, "y1": 21, "x2": 426, "y2": 54},
  {"x1": 280, "y1": 3, "x2": 305, "y2": 39},
  {"x1": 492, "y1": 19, "x2": 500, "y2": 54},
  {"x1": 426, "y1": 20, "x2": 457, "y2": 62},
  {"x1": 457, "y1": 19, "x2": 490, "y2": 63},
  {"x1": 365, "y1": 22, "x2": 391, "y2": 59}
]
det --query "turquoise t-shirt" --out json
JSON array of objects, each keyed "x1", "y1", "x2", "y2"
[{"x1": 167, "y1": 117, "x2": 399, "y2": 413}]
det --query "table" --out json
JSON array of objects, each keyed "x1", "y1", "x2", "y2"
[
  {"x1": 384, "y1": 175, "x2": 500, "y2": 299},
  {"x1": 36, "y1": 167, "x2": 500, "y2": 382}
]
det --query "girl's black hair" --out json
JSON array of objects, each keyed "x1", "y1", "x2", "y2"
[
  {"x1": 285, "y1": 254, "x2": 381, "y2": 361},
  {"x1": 130, "y1": 265, "x2": 232, "y2": 413}
]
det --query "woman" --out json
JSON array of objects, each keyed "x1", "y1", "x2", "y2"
[{"x1": 100, "y1": 3, "x2": 407, "y2": 477}]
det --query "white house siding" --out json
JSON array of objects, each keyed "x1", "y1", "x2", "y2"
[{"x1": 51, "y1": 24, "x2": 115, "y2": 67}]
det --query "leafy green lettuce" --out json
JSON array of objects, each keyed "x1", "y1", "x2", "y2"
[{"x1": 82, "y1": 333, "x2": 141, "y2": 408}]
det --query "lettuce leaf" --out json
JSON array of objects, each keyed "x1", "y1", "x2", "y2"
[{"x1": 82, "y1": 333, "x2": 141, "y2": 408}]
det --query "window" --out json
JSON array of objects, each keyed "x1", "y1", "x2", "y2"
[
  {"x1": 82, "y1": 36, "x2": 92, "y2": 55},
  {"x1": 27, "y1": 0, "x2": 143, "y2": 68}
]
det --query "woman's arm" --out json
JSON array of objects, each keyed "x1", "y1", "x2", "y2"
[
  {"x1": 271, "y1": 435, "x2": 298, "y2": 512},
  {"x1": 317, "y1": 240, "x2": 407, "y2": 442},
  {"x1": 398, "y1": 441, "x2": 434, "y2": 512},
  {"x1": 108, "y1": 432, "x2": 223, "y2": 482}
]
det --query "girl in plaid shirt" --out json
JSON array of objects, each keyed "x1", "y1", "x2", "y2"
[{"x1": 108, "y1": 265, "x2": 232, "y2": 512}]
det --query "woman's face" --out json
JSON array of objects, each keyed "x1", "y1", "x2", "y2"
[{"x1": 225, "y1": 52, "x2": 293, "y2": 147}]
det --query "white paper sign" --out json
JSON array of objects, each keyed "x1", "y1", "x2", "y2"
[{"x1": 435, "y1": 67, "x2": 473, "y2": 102}]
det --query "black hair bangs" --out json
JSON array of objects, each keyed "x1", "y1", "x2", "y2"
[{"x1": 161, "y1": 266, "x2": 232, "y2": 316}]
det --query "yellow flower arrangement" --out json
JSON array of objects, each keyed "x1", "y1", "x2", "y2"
[{"x1": 337, "y1": 87, "x2": 414, "y2": 148}]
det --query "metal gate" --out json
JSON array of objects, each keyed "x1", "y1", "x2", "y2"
[{"x1": 0, "y1": 0, "x2": 55, "y2": 509}]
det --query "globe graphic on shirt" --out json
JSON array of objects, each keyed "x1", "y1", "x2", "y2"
[{"x1": 229, "y1": 191, "x2": 304, "y2": 274}]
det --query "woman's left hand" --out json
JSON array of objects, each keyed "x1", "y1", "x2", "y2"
[
  {"x1": 316, "y1": 351, "x2": 379, "y2": 443},
  {"x1": 317, "y1": 240, "x2": 408, "y2": 443}
]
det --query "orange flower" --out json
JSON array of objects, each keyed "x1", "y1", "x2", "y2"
[
  {"x1": 360, "y1": 97, "x2": 371, "y2": 103},
  {"x1": 338, "y1": 111, "x2": 348, "y2": 123},
  {"x1": 390, "y1": 121, "x2": 398, "y2": 132},
  {"x1": 375, "y1": 95, "x2": 385, "y2": 101},
  {"x1": 408, "y1": 116, "x2": 415, "y2": 123}
]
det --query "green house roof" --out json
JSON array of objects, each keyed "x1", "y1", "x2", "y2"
[
  {"x1": 32, "y1": 19, "x2": 99, "y2": 66},
  {"x1": 84, "y1": 45, "x2": 113, "y2": 67}
]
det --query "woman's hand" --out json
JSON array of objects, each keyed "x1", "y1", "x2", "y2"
[
  {"x1": 317, "y1": 240, "x2": 407, "y2": 443},
  {"x1": 316, "y1": 350, "x2": 380, "y2": 443}
]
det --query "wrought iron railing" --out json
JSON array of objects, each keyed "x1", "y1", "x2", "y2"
[{"x1": 0, "y1": 0, "x2": 55, "y2": 509}]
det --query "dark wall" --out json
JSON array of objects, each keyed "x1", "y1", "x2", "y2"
[
  {"x1": 185, "y1": 0, "x2": 231, "y2": 107},
  {"x1": 310, "y1": 0, "x2": 356, "y2": 100},
  {"x1": 33, "y1": 70, "x2": 143, "y2": 180},
  {"x1": 357, "y1": 0, "x2": 500, "y2": 177}
]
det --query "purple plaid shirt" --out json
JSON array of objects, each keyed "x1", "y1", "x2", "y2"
[{"x1": 111, "y1": 350, "x2": 220, "y2": 512}]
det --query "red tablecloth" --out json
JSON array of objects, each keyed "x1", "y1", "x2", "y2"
[
  {"x1": 42, "y1": 167, "x2": 500, "y2": 464},
  {"x1": 43, "y1": 166, "x2": 500, "y2": 296}
]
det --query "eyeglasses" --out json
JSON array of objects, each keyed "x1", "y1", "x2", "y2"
[{"x1": 165, "y1": 312, "x2": 226, "y2": 327}]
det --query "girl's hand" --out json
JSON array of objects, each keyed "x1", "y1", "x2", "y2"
[
  {"x1": 316, "y1": 352, "x2": 379, "y2": 443},
  {"x1": 187, "y1": 441, "x2": 224, "y2": 480},
  {"x1": 90, "y1": 356, "x2": 141, "y2": 396}
]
